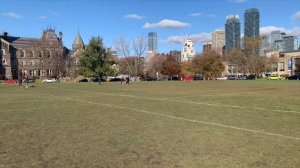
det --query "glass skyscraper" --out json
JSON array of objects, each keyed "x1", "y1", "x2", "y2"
[
  {"x1": 148, "y1": 32, "x2": 157, "y2": 52},
  {"x1": 225, "y1": 14, "x2": 240, "y2": 51},
  {"x1": 244, "y1": 8, "x2": 260, "y2": 38}
]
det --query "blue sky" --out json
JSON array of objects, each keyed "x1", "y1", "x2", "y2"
[{"x1": 1, "y1": 0, "x2": 299, "y2": 54}]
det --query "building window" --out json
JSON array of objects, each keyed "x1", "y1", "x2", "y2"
[
  {"x1": 278, "y1": 62, "x2": 284, "y2": 71},
  {"x1": 29, "y1": 51, "x2": 34, "y2": 58},
  {"x1": 20, "y1": 50, "x2": 25, "y2": 58},
  {"x1": 2, "y1": 59, "x2": 7, "y2": 65},
  {"x1": 31, "y1": 60, "x2": 35, "y2": 66},
  {"x1": 1, "y1": 49, "x2": 5, "y2": 55},
  {"x1": 46, "y1": 51, "x2": 51, "y2": 58},
  {"x1": 272, "y1": 62, "x2": 278, "y2": 72},
  {"x1": 38, "y1": 51, "x2": 43, "y2": 58}
]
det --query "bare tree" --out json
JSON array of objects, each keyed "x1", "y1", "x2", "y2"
[
  {"x1": 114, "y1": 35, "x2": 147, "y2": 77},
  {"x1": 113, "y1": 37, "x2": 131, "y2": 57},
  {"x1": 145, "y1": 53, "x2": 165, "y2": 78},
  {"x1": 132, "y1": 34, "x2": 147, "y2": 76}
]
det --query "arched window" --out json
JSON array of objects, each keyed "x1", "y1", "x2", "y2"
[
  {"x1": 38, "y1": 51, "x2": 43, "y2": 58},
  {"x1": 20, "y1": 50, "x2": 25, "y2": 58},
  {"x1": 2, "y1": 58, "x2": 7, "y2": 65},
  {"x1": 1, "y1": 49, "x2": 5, "y2": 56},
  {"x1": 46, "y1": 51, "x2": 51, "y2": 58},
  {"x1": 29, "y1": 51, "x2": 34, "y2": 58}
]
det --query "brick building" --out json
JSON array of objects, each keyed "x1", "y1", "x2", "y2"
[{"x1": 0, "y1": 27, "x2": 67, "y2": 79}]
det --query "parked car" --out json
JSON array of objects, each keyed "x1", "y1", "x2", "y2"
[
  {"x1": 168, "y1": 76, "x2": 181, "y2": 81},
  {"x1": 236, "y1": 76, "x2": 246, "y2": 80},
  {"x1": 109, "y1": 77, "x2": 122, "y2": 82},
  {"x1": 268, "y1": 75, "x2": 282, "y2": 80},
  {"x1": 142, "y1": 77, "x2": 157, "y2": 81},
  {"x1": 43, "y1": 78, "x2": 57, "y2": 83},
  {"x1": 194, "y1": 76, "x2": 203, "y2": 80},
  {"x1": 92, "y1": 77, "x2": 106, "y2": 82},
  {"x1": 227, "y1": 75, "x2": 237, "y2": 80},
  {"x1": 246, "y1": 74, "x2": 256, "y2": 80},
  {"x1": 286, "y1": 74, "x2": 300, "y2": 80},
  {"x1": 5, "y1": 79, "x2": 17, "y2": 84},
  {"x1": 216, "y1": 76, "x2": 227, "y2": 80},
  {"x1": 78, "y1": 78, "x2": 88, "y2": 82}
]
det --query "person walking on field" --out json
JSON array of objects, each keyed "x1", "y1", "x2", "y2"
[
  {"x1": 18, "y1": 75, "x2": 22, "y2": 87},
  {"x1": 99, "y1": 74, "x2": 102, "y2": 85},
  {"x1": 25, "y1": 75, "x2": 29, "y2": 88}
]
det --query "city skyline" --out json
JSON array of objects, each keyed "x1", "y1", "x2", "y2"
[{"x1": 1, "y1": 0, "x2": 300, "y2": 54}]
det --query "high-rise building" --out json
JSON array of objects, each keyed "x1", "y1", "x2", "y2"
[
  {"x1": 170, "y1": 50, "x2": 181, "y2": 62},
  {"x1": 270, "y1": 30, "x2": 284, "y2": 44},
  {"x1": 282, "y1": 36, "x2": 298, "y2": 52},
  {"x1": 203, "y1": 42, "x2": 212, "y2": 53},
  {"x1": 273, "y1": 40, "x2": 284, "y2": 52},
  {"x1": 259, "y1": 35, "x2": 271, "y2": 56},
  {"x1": 225, "y1": 14, "x2": 240, "y2": 51},
  {"x1": 244, "y1": 8, "x2": 260, "y2": 38},
  {"x1": 212, "y1": 30, "x2": 225, "y2": 55},
  {"x1": 148, "y1": 32, "x2": 157, "y2": 52},
  {"x1": 181, "y1": 39, "x2": 195, "y2": 62}
]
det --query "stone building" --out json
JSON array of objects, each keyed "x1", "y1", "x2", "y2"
[
  {"x1": 0, "y1": 27, "x2": 66, "y2": 79},
  {"x1": 181, "y1": 39, "x2": 195, "y2": 62},
  {"x1": 65, "y1": 32, "x2": 85, "y2": 77}
]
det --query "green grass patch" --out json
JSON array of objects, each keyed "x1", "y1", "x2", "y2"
[{"x1": 0, "y1": 81, "x2": 299, "y2": 167}]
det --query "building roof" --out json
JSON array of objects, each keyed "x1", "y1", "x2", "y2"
[{"x1": 72, "y1": 32, "x2": 84, "y2": 50}]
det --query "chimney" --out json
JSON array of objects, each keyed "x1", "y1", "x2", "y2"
[{"x1": 3, "y1": 32, "x2": 8, "y2": 40}]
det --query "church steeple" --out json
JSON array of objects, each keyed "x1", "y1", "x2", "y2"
[{"x1": 72, "y1": 32, "x2": 84, "y2": 50}]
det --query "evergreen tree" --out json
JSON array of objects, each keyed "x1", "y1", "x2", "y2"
[{"x1": 78, "y1": 36, "x2": 117, "y2": 77}]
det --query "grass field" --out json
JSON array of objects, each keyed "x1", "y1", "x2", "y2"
[{"x1": 0, "y1": 80, "x2": 299, "y2": 167}]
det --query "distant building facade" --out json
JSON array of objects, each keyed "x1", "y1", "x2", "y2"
[
  {"x1": 0, "y1": 28, "x2": 66, "y2": 79},
  {"x1": 212, "y1": 30, "x2": 225, "y2": 56},
  {"x1": 282, "y1": 36, "x2": 298, "y2": 52},
  {"x1": 170, "y1": 50, "x2": 181, "y2": 62},
  {"x1": 203, "y1": 42, "x2": 212, "y2": 53},
  {"x1": 266, "y1": 50, "x2": 300, "y2": 76},
  {"x1": 225, "y1": 14, "x2": 241, "y2": 51},
  {"x1": 148, "y1": 32, "x2": 157, "y2": 52},
  {"x1": 181, "y1": 39, "x2": 195, "y2": 62},
  {"x1": 244, "y1": 8, "x2": 260, "y2": 38},
  {"x1": 66, "y1": 32, "x2": 85, "y2": 77}
]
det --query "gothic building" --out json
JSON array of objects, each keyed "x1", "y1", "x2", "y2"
[
  {"x1": 66, "y1": 32, "x2": 85, "y2": 77},
  {"x1": 0, "y1": 27, "x2": 67, "y2": 79}
]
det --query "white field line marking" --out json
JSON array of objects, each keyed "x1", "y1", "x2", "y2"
[
  {"x1": 2, "y1": 107, "x2": 44, "y2": 112},
  {"x1": 0, "y1": 99, "x2": 60, "y2": 105},
  {"x1": 44, "y1": 94, "x2": 300, "y2": 141},
  {"x1": 49, "y1": 87, "x2": 300, "y2": 114}
]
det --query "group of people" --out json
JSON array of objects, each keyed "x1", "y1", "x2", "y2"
[
  {"x1": 18, "y1": 75, "x2": 29, "y2": 88},
  {"x1": 121, "y1": 77, "x2": 130, "y2": 85}
]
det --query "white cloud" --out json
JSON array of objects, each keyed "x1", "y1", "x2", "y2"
[
  {"x1": 50, "y1": 10, "x2": 59, "y2": 15},
  {"x1": 143, "y1": 19, "x2": 190, "y2": 29},
  {"x1": 260, "y1": 26, "x2": 286, "y2": 35},
  {"x1": 1, "y1": 12, "x2": 22, "y2": 19},
  {"x1": 38, "y1": 15, "x2": 47, "y2": 19},
  {"x1": 228, "y1": 0, "x2": 247, "y2": 3},
  {"x1": 260, "y1": 26, "x2": 300, "y2": 36},
  {"x1": 124, "y1": 14, "x2": 143, "y2": 20},
  {"x1": 190, "y1": 13, "x2": 202, "y2": 17},
  {"x1": 190, "y1": 12, "x2": 216, "y2": 18},
  {"x1": 292, "y1": 11, "x2": 300, "y2": 21},
  {"x1": 207, "y1": 14, "x2": 217, "y2": 18},
  {"x1": 164, "y1": 33, "x2": 211, "y2": 44}
]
